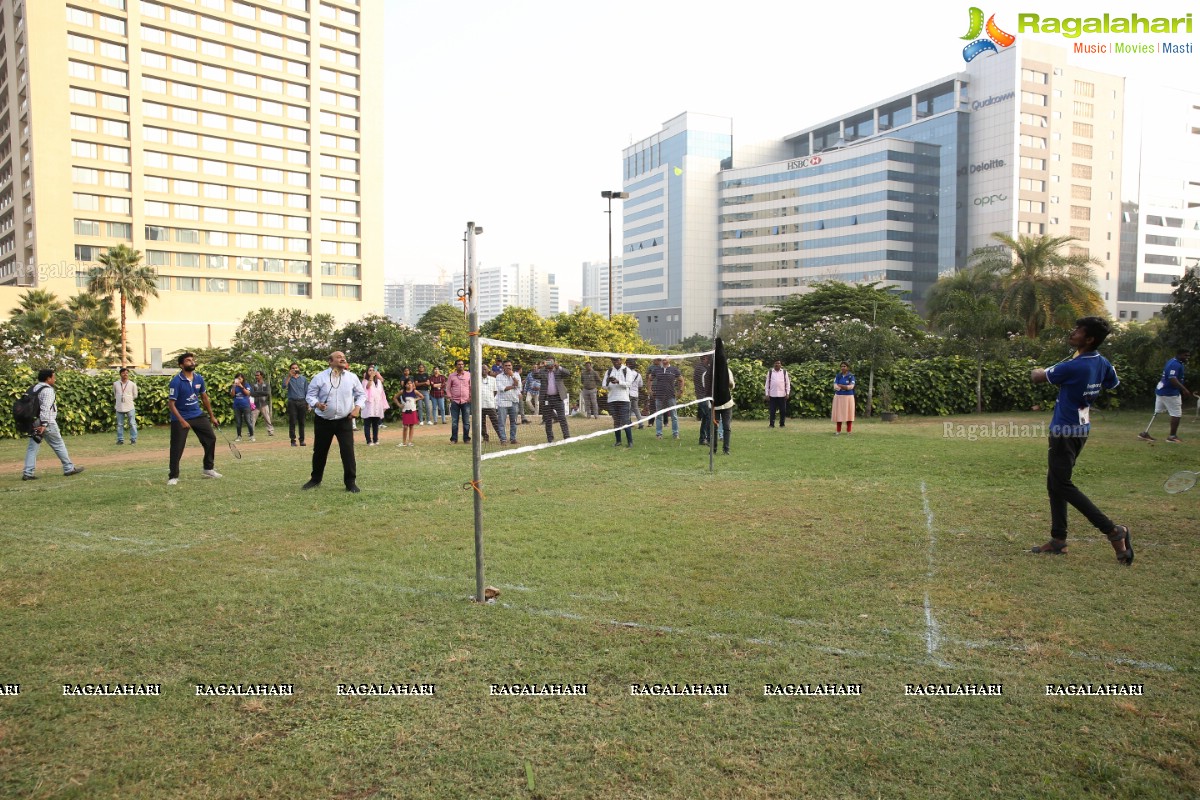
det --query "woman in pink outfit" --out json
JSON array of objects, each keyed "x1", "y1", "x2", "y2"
[
  {"x1": 832, "y1": 361, "x2": 856, "y2": 435},
  {"x1": 361, "y1": 366, "x2": 388, "y2": 445}
]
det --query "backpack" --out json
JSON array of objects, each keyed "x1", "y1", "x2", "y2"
[{"x1": 13, "y1": 385, "x2": 48, "y2": 433}]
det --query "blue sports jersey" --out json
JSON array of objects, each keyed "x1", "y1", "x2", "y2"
[
  {"x1": 168, "y1": 372, "x2": 207, "y2": 420},
  {"x1": 835, "y1": 372, "x2": 855, "y2": 396},
  {"x1": 1155, "y1": 358, "x2": 1185, "y2": 397},
  {"x1": 1044, "y1": 353, "x2": 1119, "y2": 436}
]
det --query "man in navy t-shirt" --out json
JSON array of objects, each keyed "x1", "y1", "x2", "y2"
[
  {"x1": 167, "y1": 352, "x2": 220, "y2": 485},
  {"x1": 1138, "y1": 349, "x2": 1194, "y2": 443},
  {"x1": 1030, "y1": 317, "x2": 1131, "y2": 564}
]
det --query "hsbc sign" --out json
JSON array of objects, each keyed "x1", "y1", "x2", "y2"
[{"x1": 786, "y1": 156, "x2": 823, "y2": 170}]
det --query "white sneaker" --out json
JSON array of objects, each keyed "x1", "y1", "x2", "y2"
[
  {"x1": 250, "y1": 437, "x2": 256, "y2": 442},
  {"x1": 202, "y1": 469, "x2": 223, "y2": 479},
  {"x1": 235, "y1": 437, "x2": 242, "y2": 443},
  {"x1": 167, "y1": 478, "x2": 179, "y2": 486}
]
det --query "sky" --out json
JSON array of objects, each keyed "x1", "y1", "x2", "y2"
[{"x1": 384, "y1": 0, "x2": 1200, "y2": 307}]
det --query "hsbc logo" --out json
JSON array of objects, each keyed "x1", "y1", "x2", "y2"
[{"x1": 786, "y1": 156, "x2": 823, "y2": 170}]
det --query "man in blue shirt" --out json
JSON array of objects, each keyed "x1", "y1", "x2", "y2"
[
  {"x1": 283, "y1": 362, "x2": 310, "y2": 447},
  {"x1": 303, "y1": 351, "x2": 366, "y2": 493},
  {"x1": 1030, "y1": 317, "x2": 1131, "y2": 564},
  {"x1": 1138, "y1": 349, "x2": 1194, "y2": 443},
  {"x1": 167, "y1": 352, "x2": 220, "y2": 485}
]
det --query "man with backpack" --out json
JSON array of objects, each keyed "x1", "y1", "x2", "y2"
[{"x1": 20, "y1": 368, "x2": 85, "y2": 481}]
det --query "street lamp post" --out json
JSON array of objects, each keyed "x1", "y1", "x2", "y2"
[{"x1": 601, "y1": 190, "x2": 629, "y2": 320}]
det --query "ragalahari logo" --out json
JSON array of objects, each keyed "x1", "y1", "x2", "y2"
[{"x1": 962, "y1": 7, "x2": 1016, "y2": 61}]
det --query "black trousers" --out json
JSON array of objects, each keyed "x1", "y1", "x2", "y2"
[
  {"x1": 312, "y1": 415, "x2": 356, "y2": 488},
  {"x1": 716, "y1": 407, "x2": 732, "y2": 453},
  {"x1": 287, "y1": 398, "x2": 308, "y2": 443},
  {"x1": 169, "y1": 415, "x2": 216, "y2": 479},
  {"x1": 481, "y1": 408, "x2": 503, "y2": 441},
  {"x1": 697, "y1": 400, "x2": 712, "y2": 443},
  {"x1": 540, "y1": 395, "x2": 570, "y2": 441},
  {"x1": 1047, "y1": 435, "x2": 1112, "y2": 540},
  {"x1": 768, "y1": 397, "x2": 788, "y2": 426},
  {"x1": 363, "y1": 417, "x2": 381, "y2": 443},
  {"x1": 609, "y1": 400, "x2": 631, "y2": 444}
]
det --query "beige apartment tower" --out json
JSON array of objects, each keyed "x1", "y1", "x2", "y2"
[{"x1": 0, "y1": 0, "x2": 382, "y2": 362}]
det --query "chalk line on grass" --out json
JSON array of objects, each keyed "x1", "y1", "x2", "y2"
[{"x1": 920, "y1": 481, "x2": 951, "y2": 668}]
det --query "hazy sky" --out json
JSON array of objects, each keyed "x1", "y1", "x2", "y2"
[{"x1": 384, "y1": 0, "x2": 1199, "y2": 305}]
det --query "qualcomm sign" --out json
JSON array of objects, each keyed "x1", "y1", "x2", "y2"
[{"x1": 970, "y1": 91, "x2": 1015, "y2": 111}]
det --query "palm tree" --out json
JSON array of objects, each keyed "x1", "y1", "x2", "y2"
[
  {"x1": 64, "y1": 293, "x2": 123, "y2": 362},
  {"x1": 970, "y1": 233, "x2": 1105, "y2": 338},
  {"x1": 87, "y1": 244, "x2": 159, "y2": 367},
  {"x1": 8, "y1": 289, "x2": 69, "y2": 339},
  {"x1": 927, "y1": 267, "x2": 1016, "y2": 412}
]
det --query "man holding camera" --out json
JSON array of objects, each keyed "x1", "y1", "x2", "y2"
[
  {"x1": 22, "y1": 369, "x2": 85, "y2": 481},
  {"x1": 284, "y1": 362, "x2": 309, "y2": 447}
]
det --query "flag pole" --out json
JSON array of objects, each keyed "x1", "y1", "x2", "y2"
[
  {"x1": 710, "y1": 308, "x2": 717, "y2": 473},
  {"x1": 467, "y1": 222, "x2": 485, "y2": 603}
]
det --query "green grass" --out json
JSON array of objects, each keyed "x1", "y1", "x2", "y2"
[{"x1": 1, "y1": 412, "x2": 1198, "y2": 799}]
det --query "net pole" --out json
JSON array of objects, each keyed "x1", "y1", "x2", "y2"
[
  {"x1": 709, "y1": 308, "x2": 717, "y2": 473},
  {"x1": 467, "y1": 221, "x2": 485, "y2": 603}
]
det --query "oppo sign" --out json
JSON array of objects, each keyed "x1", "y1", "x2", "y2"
[
  {"x1": 973, "y1": 193, "x2": 1008, "y2": 206},
  {"x1": 786, "y1": 156, "x2": 823, "y2": 170}
]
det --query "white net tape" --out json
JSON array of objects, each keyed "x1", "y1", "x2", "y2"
[
  {"x1": 478, "y1": 337, "x2": 714, "y2": 362},
  {"x1": 481, "y1": 398, "x2": 712, "y2": 461}
]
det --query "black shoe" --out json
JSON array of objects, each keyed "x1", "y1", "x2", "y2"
[
  {"x1": 464, "y1": 437, "x2": 471, "y2": 443},
  {"x1": 300, "y1": 441, "x2": 307, "y2": 447},
  {"x1": 301, "y1": 480, "x2": 320, "y2": 490},
  {"x1": 291, "y1": 441, "x2": 297, "y2": 447},
  {"x1": 346, "y1": 484, "x2": 360, "y2": 494},
  {"x1": 64, "y1": 467, "x2": 85, "y2": 476},
  {"x1": 116, "y1": 441, "x2": 124, "y2": 445},
  {"x1": 21, "y1": 474, "x2": 37, "y2": 481}
]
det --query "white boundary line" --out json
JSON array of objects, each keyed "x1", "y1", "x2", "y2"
[{"x1": 921, "y1": 481, "x2": 951, "y2": 668}]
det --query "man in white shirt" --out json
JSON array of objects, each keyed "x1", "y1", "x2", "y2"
[
  {"x1": 604, "y1": 357, "x2": 633, "y2": 448},
  {"x1": 303, "y1": 351, "x2": 366, "y2": 493},
  {"x1": 495, "y1": 360, "x2": 522, "y2": 445},
  {"x1": 764, "y1": 360, "x2": 792, "y2": 428},
  {"x1": 23, "y1": 369, "x2": 85, "y2": 480},
  {"x1": 113, "y1": 367, "x2": 139, "y2": 445},
  {"x1": 479, "y1": 367, "x2": 504, "y2": 443}
]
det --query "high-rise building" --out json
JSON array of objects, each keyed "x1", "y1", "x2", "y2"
[
  {"x1": 0, "y1": 0, "x2": 382, "y2": 361},
  {"x1": 580, "y1": 257, "x2": 621, "y2": 317},
  {"x1": 1117, "y1": 85, "x2": 1200, "y2": 321},
  {"x1": 383, "y1": 280, "x2": 451, "y2": 326},
  {"x1": 476, "y1": 263, "x2": 558, "y2": 325},
  {"x1": 624, "y1": 44, "x2": 1127, "y2": 344}
]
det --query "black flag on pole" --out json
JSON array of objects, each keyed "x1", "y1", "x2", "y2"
[{"x1": 712, "y1": 337, "x2": 731, "y2": 409}]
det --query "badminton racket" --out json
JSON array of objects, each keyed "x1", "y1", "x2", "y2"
[
  {"x1": 1164, "y1": 470, "x2": 1198, "y2": 494},
  {"x1": 215, "y1": 424, "x2": 242, "y2": 459}
]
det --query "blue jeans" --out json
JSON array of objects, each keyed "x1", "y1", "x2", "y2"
[
  {"x1": 24, "y1": 421, "x2": 75, "y2": 476},
  {"x1": 431, "y1": 396, "x2": 446, "y2": 423},
  {"x1": 116, "y1": 409, "x2": 138, "y2": 443},
  {"x1": 498, "y1": 405, "x2": 520, "y2": 441},
  {"x1": 420, "y1": 393, "x2": 434, "y2": 423},
  {"x1": 449, "y1": 401, "x2": 471, "y2": 441},
  {"x1": 654, "y1": 397, "x2": 678, "y2": 436}
]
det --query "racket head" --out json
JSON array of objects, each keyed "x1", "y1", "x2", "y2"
[
  {"x1": 228, "y1": 441, "x2": 242, "y2": 459},
  {"x1": 1164, "y1": 471, "x2": 1197, "y2": 494}
]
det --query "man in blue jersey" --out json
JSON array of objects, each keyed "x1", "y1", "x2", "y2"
[
  {"x1": 1138, "y1": 349, "x2": 1194, "y2": 444},
  {"x1": 167, "y1": 352, "x2": 221, "y2": 486},
  {"x1": 1030, "y1": 317, "x2": 1132, "y2": 564}
]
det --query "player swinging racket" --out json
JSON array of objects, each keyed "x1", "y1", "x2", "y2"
[
  {"x1": 1030, "y1": 316, "x2": 1132, "y2": 565},
  {"x1": 1138, "y1": 349, "x2": 1195, "y2": 444}
]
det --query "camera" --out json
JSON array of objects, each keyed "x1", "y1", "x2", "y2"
[{"x1": 30, "y1": 430, "x2": 43, "y2": 444}]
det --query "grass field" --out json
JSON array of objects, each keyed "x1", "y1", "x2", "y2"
[{"x1": 1, "y1": 410, "x2": 1198, "y2": 799}]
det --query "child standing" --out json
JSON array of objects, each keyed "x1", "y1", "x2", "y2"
[{"x1": 394, "y1": 379, "x2": 423, "y2": 447}]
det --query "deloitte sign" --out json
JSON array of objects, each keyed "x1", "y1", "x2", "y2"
[{"x1": 957, "y1": 157, "x2": 1006, "y2": 176}]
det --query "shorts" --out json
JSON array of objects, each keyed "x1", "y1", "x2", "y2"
[{"x1": 1155, "y1": 394, "x2": 1183, "y2": 417}]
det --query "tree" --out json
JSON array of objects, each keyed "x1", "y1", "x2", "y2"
[
  {"x1": 771, "y1": 281, "x2": 927, "y2": 337},
  {"x1": 231, "y1": 308, "x2": 336, "y2": 363},
  {"x1": 479, "y1": 306, "x2": 561, "y2": 368},
  {"x1": 6, "y1": 290, "x2": 69, "y2": 341},
  {"x1": 417, "y1": 303, "x2": 469, "y2": 352},
  {"x1": 87, "y1": 244, "x2": 159, "y2": 367},
  {"x1": 1161, "y1": 265, "x2": 1200, "y2": 350},
  {"x1": 927, "y1": 267, "x2": 1016, "y2": 413},
  {"x1": 64, "y1": 293, "x2": 123, "y2": 363},
  {"x1": 334, "y1": 314, "x2": 443, "y2": 377},
  {"x1": 969, "y1": 233, "x2": 1105, "y2": 339}
]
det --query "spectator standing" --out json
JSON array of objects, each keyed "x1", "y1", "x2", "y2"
[
  {"x1": 113, "y1": 367, "x2": 138, "y2": 445},
  {"x1": 361, "y1": 366, "x2": 387, "y2": 445},
  {"x1": 479, "y1": 367, "x2": 504, "y2": 443},
  {"x1": 284, "y1": 362, "x2": 309, "y2": 447},
  {"x1": 496, "y1": 360, "x2": 522, "y2": 445},
  {"x1": 230, "y1": 373, "x2": 255, "y2": 442},
  {"x1": 765, "y1": 360, "x2": 792, "y2": 428},
  {"x1": 649, "y1": 356, "x2": 683, "y2": 440},
  {"x1": 532, "y1": 357, "x2": 571, "y2": 442},
  {"x1": 21, "y1": 368, "x2": 85, "y2": 481},
  {"x1": 523, "y1": 362, "x2": 542, "y2": 422},
  {"x1": 446, "y1": 359, "x2": 472, "y2": 444},
  {"x1": 695, "y1": 354, "x2": 712, "y2": 446},
  {"x1": 303, "y1": 351, "x2": 366, "y2": 493},
  {"x1": 715, "y1": 363, "x2": 736, "y2": 455},
  {"x1": 249, "y1": 370, "x2": 274, "y2": 437},
  {"x1": 579, "y1": 362, "x2": 601, "y2": 419},
  {"x1": 627, "y1": 360, "x2": 645, "y2": 429},
  {"x1": 833, "y1": 362, "x2": 856, "y2": 435},
  {"x1": 428, "y1": 366, "x2": 448, "y2": 424},
  {"x1": 167, "y1": 352, "x2": 220, "y2": 484},
  {"x1": 604, "y1": 357, "x2": 633, "y2": 448},
  {"x1": 414, "y1": 364, "x2": 433, "y2": 425},
  {"x1": 395, "y1": 379, "x2": 422, "y2": 447}
]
